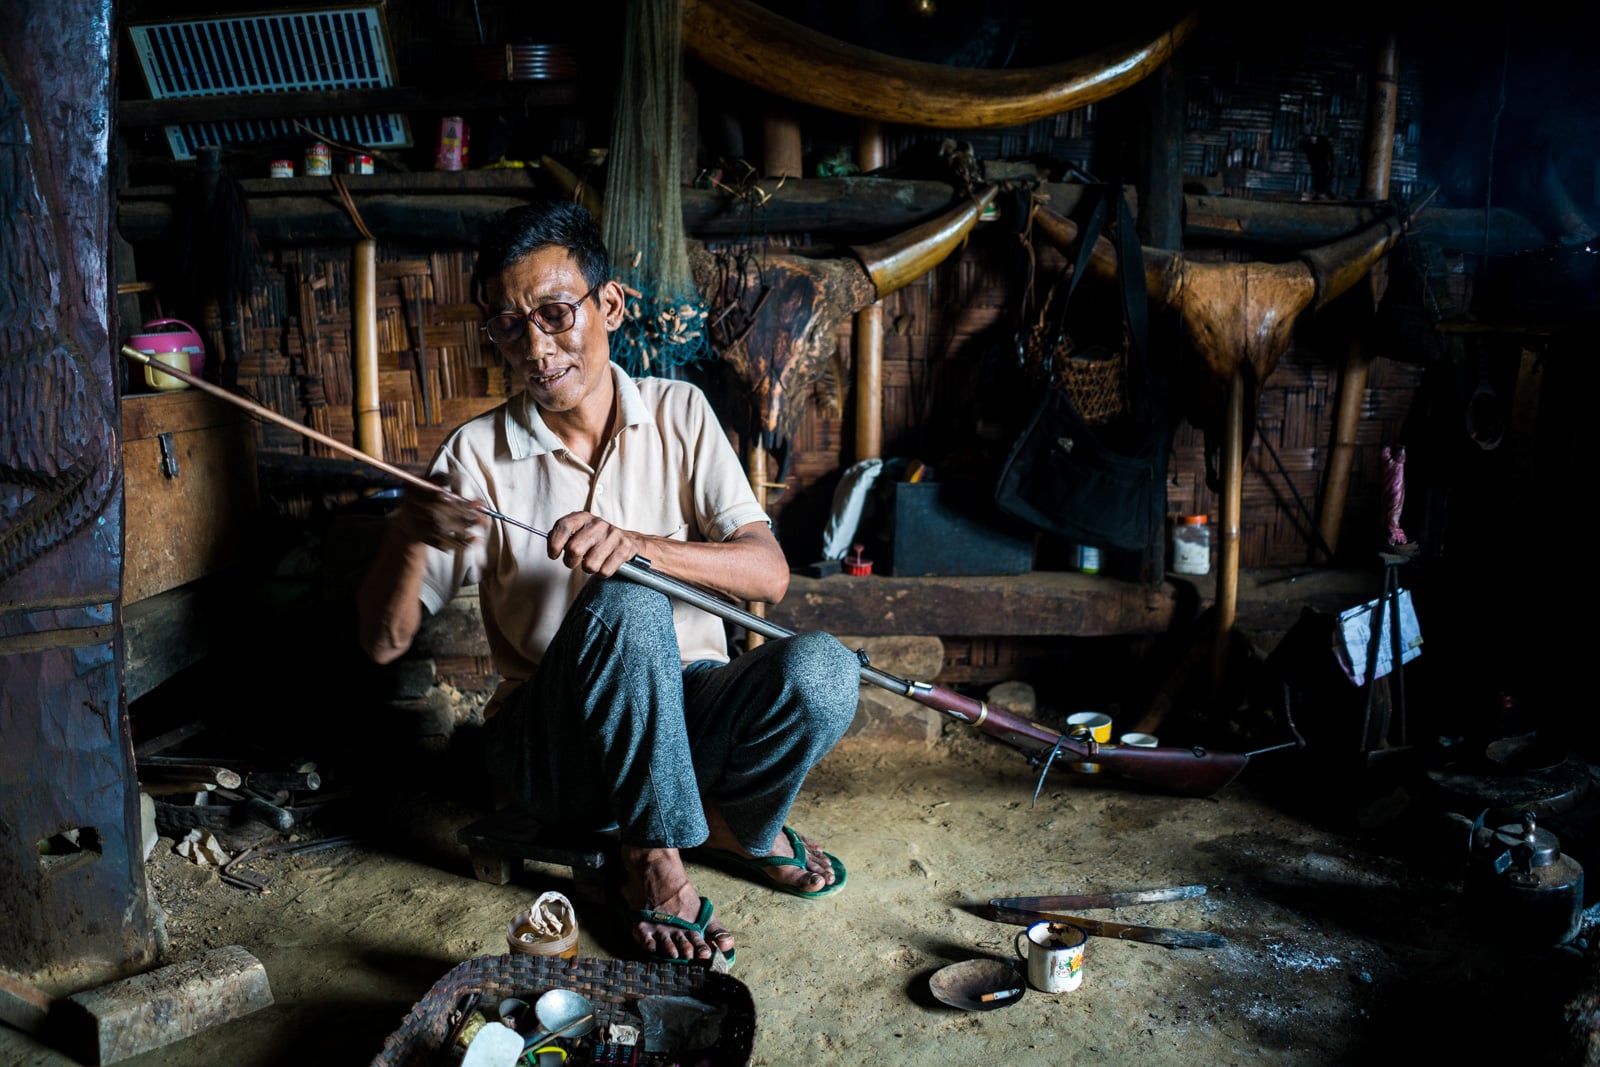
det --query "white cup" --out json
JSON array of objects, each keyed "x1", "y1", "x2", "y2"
[
  {"x1": 1015, "y1": 920, "x2": 1087, "y2": 993},
  {"x1": 1119, "y1": 732, "x2": 1159, "y2": 748}
]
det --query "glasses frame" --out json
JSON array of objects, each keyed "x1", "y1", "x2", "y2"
[{"x1": 480, "y1": 280, "x2": 604, "y2": 343}]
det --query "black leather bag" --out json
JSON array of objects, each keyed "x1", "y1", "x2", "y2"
[{"x1": 993, "y1": 185, "x2": 1169, "y2": 552}]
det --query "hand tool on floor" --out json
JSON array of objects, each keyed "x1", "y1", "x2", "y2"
[
  {"x1": 991, "y1": 885, "x2": 1207, "y2": 910},
  {"x1": 983, "y1": 904, "x2": 1227, "y2": 950},
  {"x1": 119, "y1": 342, "x2": 1258, "y2": 799}
]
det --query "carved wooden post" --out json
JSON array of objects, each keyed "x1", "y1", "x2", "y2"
[{"x1": 0, "y1": 0, "x2": 160, "y2": 987}]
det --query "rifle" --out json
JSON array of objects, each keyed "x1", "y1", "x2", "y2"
[
  {"x1": 120, "y1": 344, "x2": 1257, "y2": 799},
  {"x1": 611, "y1": 556, "x2": 1253, "y2": 798}
]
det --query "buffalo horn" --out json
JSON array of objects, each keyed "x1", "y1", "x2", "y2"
[
  {"x1": 683, "y1": 0, "x2": 1199, "y2": 130},
  {"x1": 851, "y1": 185, "x2": 999, "y2": 298}
]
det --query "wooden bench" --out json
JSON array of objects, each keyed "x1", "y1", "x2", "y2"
[{"x1": 456, "y1": 806, "x2": 615, "y2": 889}]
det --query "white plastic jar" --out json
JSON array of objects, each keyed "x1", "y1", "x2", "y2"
[{"x1": 1171, "y1": 515, "x2": 1211, "y2": 575}]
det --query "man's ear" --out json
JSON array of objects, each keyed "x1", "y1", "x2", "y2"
[{"x1": 600, "y1": 279, "x2": 629, "y2": 331}]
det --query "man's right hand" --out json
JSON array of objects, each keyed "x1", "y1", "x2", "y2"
[{"x1": 395, "y1": 476, "x2": 489, "y2": 552}]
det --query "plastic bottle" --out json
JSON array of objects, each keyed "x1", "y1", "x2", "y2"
[{"x1": 1171, "y1": 515, "x2": 1210, "y2": 575}]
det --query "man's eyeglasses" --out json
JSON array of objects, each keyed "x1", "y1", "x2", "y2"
[{"x1": 480, "y1": 281, "x2": 603, "y2": 343}]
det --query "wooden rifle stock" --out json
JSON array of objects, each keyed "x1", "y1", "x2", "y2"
[
  {"x1": 891, "y1": 680, "x2": 1249, "y2": 798},
  {"x1": 623, "y1": 566, "x2": 1251, "y2": 799},
  {"x1": 115, "y1": 343, "x2": 1249, "y2": 798}
]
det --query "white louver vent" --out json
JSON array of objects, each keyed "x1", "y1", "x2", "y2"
[{"x1": 127, "y1": 5, "x2": 411, "y2": 161}]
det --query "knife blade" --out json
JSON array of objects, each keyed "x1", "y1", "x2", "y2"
[
  {"x1": 990, "y1": 885, "x2": 1208, "y2": 911},
  {"x1": 984, "y1": 905, "x2": 1228, "y2": 950}
]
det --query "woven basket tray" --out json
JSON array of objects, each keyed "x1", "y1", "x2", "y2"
[{"x1": 370, "y1": 954, "x2": 756, "y2": 1067}]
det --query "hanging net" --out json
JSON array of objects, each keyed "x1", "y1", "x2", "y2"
[{"x1": 601, "y1": 0, "x2": 711, "y2": 378}]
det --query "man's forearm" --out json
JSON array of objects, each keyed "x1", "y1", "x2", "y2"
[
  {"x1": 632, "y1": 524, "x2": 789, "y2": 606},
  {"x1": 355, "y1": 527, "x2": 432, "y2": 664}
]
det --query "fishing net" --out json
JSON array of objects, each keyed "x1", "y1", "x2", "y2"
[{"x1": 601, "y1": 0, "x2": 710, "y2": 378}]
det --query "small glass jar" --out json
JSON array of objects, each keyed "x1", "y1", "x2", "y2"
[{"x1": 1171, "y1": 515, "x2": 1210, "y2": 576}]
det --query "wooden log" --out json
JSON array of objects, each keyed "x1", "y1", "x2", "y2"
[
  {"x1": 0, "y1": 971, "x2": 52, "y2": 1035},
  {"x1": 768, "y1": 573, "x2": 1178, "y2": 637},
  {"x1": 54, "y1": 945, "x2": 273, "y2": 1066},
  {"x1": 116, "y1": 178, "x2": 1550, "y2": 254},
  {"x1": 135, "y1": 760, "x2": 242, "y2": 790},
  {"x1": 1314, "y1": 33, "x2": 1400, "y2": 564}
]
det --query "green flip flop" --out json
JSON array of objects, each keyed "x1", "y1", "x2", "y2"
[
  {"x1": 698, "y1": 825, "x2": 848, "y2": 899},
  {"x1": 623, "y1": 895, "x2": 735, "y2": 968}
]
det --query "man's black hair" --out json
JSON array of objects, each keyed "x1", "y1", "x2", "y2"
[{"x1": 472, "y1": 198, "x2": 611, "y2": 304}]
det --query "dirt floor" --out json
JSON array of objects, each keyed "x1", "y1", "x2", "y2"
[
  {"x1": 6, "y1": 723, "x2": 1600, "y2": 1065},
  {"x1": 5, "y1": 570, "x2": 1600, "y2": 1065}
]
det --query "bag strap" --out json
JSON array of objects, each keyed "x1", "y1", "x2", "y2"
[{"x1": 1043, "y1": 185, "x2": 1113, "y2": 359}]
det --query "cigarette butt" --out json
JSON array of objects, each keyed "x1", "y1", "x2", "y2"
[{"x1": 979, "y1": 988, "x2": 1020, "y2": 1003}]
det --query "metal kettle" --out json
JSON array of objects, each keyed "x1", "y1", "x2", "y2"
[{"x1": 1465, "y1": 810, "x2": 1584, "y2": 946}]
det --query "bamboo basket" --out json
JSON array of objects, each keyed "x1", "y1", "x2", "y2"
[{"x1": 369, "y1": 953, "x2": 756, "y2": 1067}]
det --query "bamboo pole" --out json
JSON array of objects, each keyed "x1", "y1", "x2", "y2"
[
  {"x1": 762, "y1": 104, "x2": 804, "y2": 180},
  {"x1": 854, "y1": 120, "x2": 885, "y2": 462},
  {"x1": 1315, "y1": 31, "x2": 1397, "y2": 562},
  {"x1": 353, "y1": 237, "x2": 383, "y2": 459},
  {"x1": 746, "y1": 442, "x2": 770, "y2": 649},
  {"x1": 1212, "y1": 371, "x2": 1245, "y2": 684}
]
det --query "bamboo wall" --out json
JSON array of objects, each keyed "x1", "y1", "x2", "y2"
[{"x1": 147, "y1": 25, "x2": 1432, "y2": 568}]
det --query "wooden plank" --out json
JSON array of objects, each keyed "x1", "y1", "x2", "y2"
[
  {"x1": 56, "y1": 945, "x2": 273, "y2": 1065},
  {"x1": 768, "y1": 573, "x2": 1178, "y2": 637},
  {"x1": 123, "y1": 582, "x2": 235, "y2": 703},
  {"x1": 119, "y1": 391, "x2": 240, "y2": 440}
]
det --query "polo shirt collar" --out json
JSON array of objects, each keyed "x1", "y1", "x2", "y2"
[{"x1": 503, "y1": 362, "x2": 649, "y2": 460}]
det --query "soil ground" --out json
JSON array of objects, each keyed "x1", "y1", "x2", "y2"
[
  {"x1": 4, "y1": 569, "x2": 1598, "y2": 1065},
  {"x1": 5, "y1": 722, "x2": 1599, "y2": 1066}
]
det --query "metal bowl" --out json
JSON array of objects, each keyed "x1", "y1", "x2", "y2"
[{"x1": 928, "y1": 959, "x2": 1026, "y2": 1012}]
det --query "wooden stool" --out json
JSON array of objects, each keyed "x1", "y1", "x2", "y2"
[{"x1": 456, "y1": 806, "x2": 614, "y2": 890}]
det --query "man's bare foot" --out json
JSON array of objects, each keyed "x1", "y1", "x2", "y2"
[
  {"x1": 702, "y1": 806, "x2": 839, "y2": 895},
  {"x1": 618, "y1": 845, "x2": 735, "y2": 961}
]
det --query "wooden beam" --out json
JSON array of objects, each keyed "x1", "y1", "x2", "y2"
[
  {"x1": 767, "y1": 573, "x2": 1178, "y2": 637},
  {"x1": 116, "y1": 83, "x2": 578, "y2": 127},
  {"x1": 116, "y1": 175, "x2": 1548, "y2": 254},
  {"x1": 55, "y1": 945, "x2": 273, "y2": 1065}
]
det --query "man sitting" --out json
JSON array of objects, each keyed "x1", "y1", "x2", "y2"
[{"x1": 356, "y1": 198, "x2": 858, "y2": 965}]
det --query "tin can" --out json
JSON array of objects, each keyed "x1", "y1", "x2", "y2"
[
  {"x1": 345, "y1": 153, "x2": 374, "y2": 175},
  {"x1": 436, "y1": 115, "x2": 468, "y2": 171},
  {"x1": 305, "y1": 142, "x2": 332, "y2": 176},
  {"x1": 269, "y1": 159, "x2": 294, "y2": 179}
]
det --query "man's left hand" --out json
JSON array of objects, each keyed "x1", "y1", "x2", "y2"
[{"x1": 547, "y1": 512, "x2": 647, "y2": 576}]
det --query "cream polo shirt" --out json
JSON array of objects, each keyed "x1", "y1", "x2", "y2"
[{"x1": 415, "y1": 364, "x2": 770, "y2": 713}]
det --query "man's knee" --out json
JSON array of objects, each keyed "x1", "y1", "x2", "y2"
[{"x1": 778, "y1": 631, "x2": 861, "y2": 723}]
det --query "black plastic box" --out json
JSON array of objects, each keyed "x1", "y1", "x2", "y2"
[{"x1": 871, "y1": 481, "x2": 1037, "y2": 576}]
